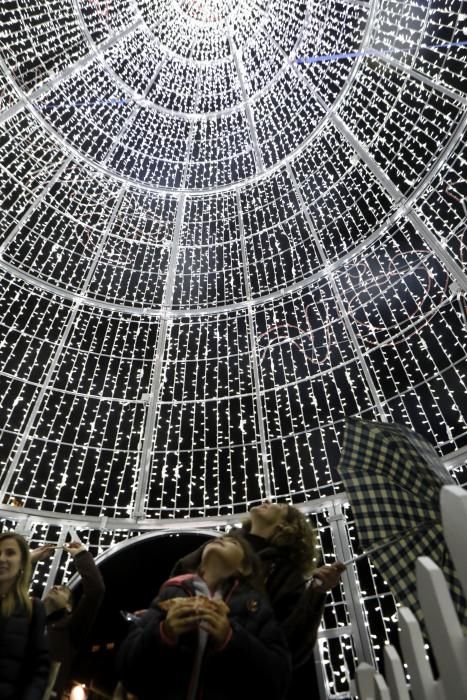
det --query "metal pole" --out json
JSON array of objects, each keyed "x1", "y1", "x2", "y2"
[
  {"x1": 286, "y1": 163, "x2": 387, "y2": 420},
  {"x1": 374, "y1": 53, "x2": 467, "y2": 107},
  {"x1": 236, "y1": 189, "x2": 272, "y2": 499},
  {"x1": 131, "y1": 193, "x2": 186, "y2": 518},
  {"x1": 131, "y1": 70, "x2": 201, "y2": 517},
  {"x1": 326, "y1": 112, "x2": 467, "y2": 293},
  {"x1": 227, "y1": 33, "x2": 264, "y2": 175},
  {"x1": 327, "y1": 503, "x2": 375, "y2": 666}
]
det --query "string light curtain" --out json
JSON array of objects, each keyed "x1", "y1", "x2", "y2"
[
  {"x1": 1, "y1": 0, "x2": 466, "y2": 517},
  {"x1": 1, "y1": 4, "x2": 467, "y2": 694}
]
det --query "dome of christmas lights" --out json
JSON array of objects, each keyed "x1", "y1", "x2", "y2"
[
  {"x1": 1, "y1": 0, "x2": 466, "y2": 522},
  {"x1": 1, "y1": 3, "x2": 467, "y2": 694}
]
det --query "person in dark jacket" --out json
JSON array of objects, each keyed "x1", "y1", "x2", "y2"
[
  {"x1": 117, "y1": 533, "x2": 291, "y2": 700},
  {"x1": 31, "y1": 540, "x2": 105, "y2": 697},
  {"x1": 0, "y1": 531, "x2": 50, "y2": 700},
  {"x1": 173, "y1": 502, "x2": 345, "y2": 669}
]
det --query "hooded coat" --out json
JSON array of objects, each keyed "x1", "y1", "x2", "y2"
[
  {"x1": 0, "y1": 597, "x2": 50, "y2": 700},
  {"x1": 46, "y1": 549, "x2": 105, "y2": 695},
  {"x1": 117, "y1": 573, "x2": 291, "y2": 700},
  {"x1": 172, "y1": 532, "x2": 326, "y2": 668}
]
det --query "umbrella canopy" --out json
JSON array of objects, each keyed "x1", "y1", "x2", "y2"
[{"x1": 337, "y1": 418, "x2": 467, "y2": 633}]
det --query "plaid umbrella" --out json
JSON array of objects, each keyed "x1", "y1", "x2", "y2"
[{"x1": 337, "y1": 418, "x2": 467, "y2": 634}]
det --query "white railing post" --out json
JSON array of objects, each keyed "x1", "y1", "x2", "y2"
[
  {"x1": 440, "y1": 486, "x2": 467, "y2": 597},
  {"x1": 383, "y1": 645, "x2": 410, "y2": 700},
  {"x1": 373, "y1": 674, "x2": 391, "y2": 700},
  {"x1": 416, "y1": 557, "x2": 467, "y2": 698},
  {"x1": 356, "y1": 662, "x2": 377, "y2": 700},
  {"x1": 398, "y1": 606, "x2": 446, "y2": 700}
]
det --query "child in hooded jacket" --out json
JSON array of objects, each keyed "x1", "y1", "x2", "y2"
[{"x1": 117, "y1": 533, "x2": 291, "y2": 700}]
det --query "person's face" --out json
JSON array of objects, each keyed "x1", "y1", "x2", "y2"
[
  {"x1": 202, "y1": 537, "x2": 247, "y2": 575},
  {"x1": 249, "y1": 501, "x2": 289, "y2": 529},
  {"x1": 45, "y1": 584, "x2": 72, "y2": 612},
  {"x1": 0, "y1": 538, "x2": 22, "y2": 591}
]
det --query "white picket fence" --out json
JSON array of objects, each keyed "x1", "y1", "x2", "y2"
[{"x1": 355, "y1": 485, "x2": 467, "y2": 700}]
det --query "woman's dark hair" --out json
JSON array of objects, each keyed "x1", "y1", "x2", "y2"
[{"x1": 243, "y1": 505, "x2": 319, "y2": 576}]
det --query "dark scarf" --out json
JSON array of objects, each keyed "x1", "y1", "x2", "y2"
[
  {"x1": 46, "y1": 608, "x2": 68, "y2": 625},
  {"x1": 243, "y1": 532, "x2": 304, "y2": 598}
]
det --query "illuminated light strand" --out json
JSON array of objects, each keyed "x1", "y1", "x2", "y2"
[
  {"x1": 38, "y1": 97, "x2": 128, "y2": 110},
  {"x1": 296, "y1": 39, "x2": 467, "y2": 65},
  {"x1": 1, "y1": 1, "x2": 466, "y2": 695}
]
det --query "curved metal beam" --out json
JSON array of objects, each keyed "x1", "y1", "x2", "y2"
[
  {"x1": 236, "y1": 188, "x2": 271, "y2": 498},
  {"x1": 0, "y1": 22, "x2": 140, "y2": 126}
]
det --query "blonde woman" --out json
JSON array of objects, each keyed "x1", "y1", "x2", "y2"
[{"x1": 0, "y1": 531, "x2": 50, "y2": 699}]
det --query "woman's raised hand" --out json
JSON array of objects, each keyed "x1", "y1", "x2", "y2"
[
  {"x1": 30, "y1": 544, "x2": 55, "y2": 564},
  {"x1": 311, "y1": 561, "x2": 346, "y2": 591},
  {"x1": 198, "y1": 605, "x2": 231, "y2": 648}
]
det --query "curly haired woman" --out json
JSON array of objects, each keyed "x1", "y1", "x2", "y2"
[{"x1": 173, "y1": 502, "x2": 344, "y2": 669}]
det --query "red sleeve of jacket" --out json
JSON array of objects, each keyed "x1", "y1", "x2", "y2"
[{"x1": 67, "y1": 550, "x2": 105, "y2": 647}]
